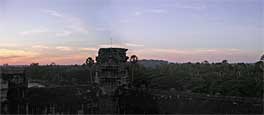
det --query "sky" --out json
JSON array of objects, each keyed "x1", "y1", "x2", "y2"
[{"x1": 0, "y1": 0, "x2": 263, "y2": 65}]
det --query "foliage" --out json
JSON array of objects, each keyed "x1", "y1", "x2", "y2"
[
  {"x1": 25, "y1": 61, "x2": 263, "y2": 98},
  {"x1": 26, "y1": 65, "x2": 94, "y2": 85},
  {"x1": 133, "y1": 62, "x2": 263, "y2": 98}
]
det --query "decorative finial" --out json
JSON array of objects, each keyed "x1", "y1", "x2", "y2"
[{"x1": 110, "y1": 37, "x2": 112, "y2": 48}]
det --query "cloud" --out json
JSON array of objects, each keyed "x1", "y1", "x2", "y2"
[
  {"x1": 125, "y1": 43, "x2": 144, "y2": 47},
  {"x1": 55, "y1": 30, "x2": 72, "y2": 37},
  {"x1": 42, "y1": 9, "x2": 63, "y2": 17},
  {"x1": 0, "y1": 55, "x2": 22, "y2": 60},
  {"x1": 121, "y1": 9, "x2": 167, "y2": 23},
  {"x1": 135, "y1": 11, "x2": 143, "y2": 16},
  {"x1": 95, "y1": 27, "x2": 109, "y2": 32},
  {"x1": 98, "y1": 42, "x2": 144, "y2": 48},
  {"x1": 148, "y1": 9, "x2": 167, "y2": 14},
  {"x1": 170, "y1": 2, "x2": 206, "y2": 10},
  {"x1": 0, "y1": 43, "x2": 18, "y2": 47},
  {"x1": 134, "y1": 9, "x2": 167, "y2": 16},
  {"x1": 0, "y1": 47, "x2": 49, "y2": 64},
  {"x1": 98, "y1": 44, "x2": 125, "y2": 48},
  {"x1": 36, "y1": 54, "x2": 90, "y2": 65},
  {"x1": 177, "y1": 5, "x2": 206, "y2": 10},
  {"x1": 120, "y1": 19, "x2": 129, "y2": 23},
  {"x1": 79, "y1": 47, "x2": 98, "y2": 51},
  {"x1": 32, "y1": 45, "x2": 49, "y2": 49},
  {"x1": 66, "y1": 18, "x2": 89, "y2": 34},
  {"x1": 42, "y1": 9, "x2": 89, "y2": 35},
  {"x1": 137, "y1": 48, "x2": 243, "y2": 55},
  {"x1": 19, "y1": 9, "x2": 91, "y2": 37},
  {"x1": 0, "y1": 48, "x2": 39, "y2": 61},
  {"x1": 55, "y1": 46, "x2": 73, "y2": 51},
  {"x1": 19, "y1": 27, "x2": 49, "y2": 36}
]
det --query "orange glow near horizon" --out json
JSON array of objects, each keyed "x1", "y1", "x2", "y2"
[{"x1": 0, "y1": 48, "x2": 262, "y2": 65}]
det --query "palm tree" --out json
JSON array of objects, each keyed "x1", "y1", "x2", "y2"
[
  {"x1": 129, "y1": 55, "x2": 138, "y2": 82},
  {"x1": 202, "y1": 60, "x2": 209, "y2": 64},
  {"x1": 85, "y1": 57, "x2": 94, "y2": 83},
  {"x1": 50, "y1": 62, "x2": 56, "y2": 66},
  {"x1": 260, "y1": 54, "x2": 264, "y2": 61},
  {"x1": 85, "y1": 57, "x2": 94, "y2": 66},
  {"x1": 222, "y1": 60, "x2": 228, "y2": 64}
]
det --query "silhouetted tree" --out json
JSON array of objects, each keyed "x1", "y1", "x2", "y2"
[
  {"x1": 50, "y1": 62, "x2": 56, "y2": 66},
  {"x1": 202, "y1": 60, "x2": 209, "y2": 64},
  {"x1": 30, "y1": 63, "x2": 39, "y2": 66},
  {"x1": 222, "y1": 60, "x2": 228, "y2": 64},
  {"x1": 261, "y1": 54, "x2": 264, "y2": 61},
  {"x1": 85, "y1": 57, "x2": 94, "y2": 66}
]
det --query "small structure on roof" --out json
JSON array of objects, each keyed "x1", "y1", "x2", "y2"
[{"x1": 96, "y1": 48, "x2": 129, "y2": 64}]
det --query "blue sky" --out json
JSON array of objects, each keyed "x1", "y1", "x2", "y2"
[{"x1": 0, "y1": 0, "x2": 263, "y2": 64}]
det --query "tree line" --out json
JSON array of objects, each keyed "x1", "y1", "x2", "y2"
[
  {"x1": 25, "y1": 59, "x2": 263, "y2": 98},
  {"x1": 132, "y1": 60, "x2": 263, "y2": 98}
]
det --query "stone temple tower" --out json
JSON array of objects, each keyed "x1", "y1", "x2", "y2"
[{"x1": 95, "y1": 48, "x2": 129, "y2": 95}]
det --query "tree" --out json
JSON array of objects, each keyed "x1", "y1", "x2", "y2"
[
  {"x1": 85, "y1": 57, "x2": 95, "y2": 83},
  {"x1": 85, "y1": 57, "x2": 94, "y2": 66},
  {"x1": 3, "y1": 63, "x2": 8, "y2": 66},
  {"x1": 222, "y1": 60, "x2": 228, "y2": 64},
  {"x1": 202, "y1": 60, "x2": 209, "y2": 64},
  {"x1": 30, "y1": 63, "x2": 39, "y2": 66},
  {"x1": 50, "y1": 62, "x2": 56, "y2": 66},
  {"x1": 260, "y1": 54, "x2": 264, "y2": 61}
]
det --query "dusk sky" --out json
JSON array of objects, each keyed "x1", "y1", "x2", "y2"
[{"x1": 0, "y1": 0, "x2": 263, "y2": 65}]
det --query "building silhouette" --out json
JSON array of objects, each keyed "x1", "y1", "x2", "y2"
[{"x1": 95, "y1": 48, "x2": 130, "y2": 95}]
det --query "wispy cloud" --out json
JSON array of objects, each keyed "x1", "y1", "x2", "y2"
[
  {"x1": 19, "y1": 27, "x2": 49, "y2": 36},
  {"x1": 135, "y1": 11, "x2": 143, "y2": 16},
  {"x1": 55, "y1": 30, "x2": 72, "y2": 37},
  {"x1": 66, "y1": 18, "x2": 89, "y2": 34},
  {"x1": 42, "y1": 9, "x2": 63, "y2": 17},
  {"x1": 32, "y1": 45, "x2": 49, "y2": 49},
  {"x1": 98, "y1": 44, "x2": 125, "y2": 48},
  {"x1": 36, "y1": 54, "x2": 89, "y2": 65},
  {"x1": 42, "y1": 9, "x2": 89, "y2": 35},
  {"x1": 120, "y1": 8, "x2": 168, "y2": 23},
  {"x1": 133, "y1": 9, "x2": 168, "y2": 16},
  {"x1": 125, "y1": 43, "x2": 144, "y2": 47},
  {"x1": 0, "y1": 55, "x2": 22, "y2": 60},
  {"x1": 0, "y1": 43, "x2": 18, "y2": 47},
  {"x1": 176, "y1": 4, "x2": 206, "y2": 10},
  {"x1": 55, "y1": 46, "x2": 73, "y2": 51},
  {"x1": 148, "y1": 9, "x2": 167, "y2": 14},
  {"x1": 136, "y1": 48, "x2": 243, "y2": 55},
  {"x1": 79, "y1": 47, "x2": 98, "y2": 51},
  {"x1": 120, "y1": 19, "x2": 129, "y2": 23},
  {"x1": 163, "y1": 1, "x2": 207, "y2": 11},
  {"x1": 0, "y1": 49, "x2": 39, "y2": 59},
  {"x1": 98, "y1": 42, "x2": 144, "y2": 48},
  {"x1": 95, "y1": 27, "x2": 109, "y2": 32}
]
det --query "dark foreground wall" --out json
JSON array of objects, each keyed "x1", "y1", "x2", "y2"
[
  {"x1": 5, "y1": 87, "x2": 263, "y2": 114},
  {"x1": 109, "y1": 88, "x2": 263, "y2": 114},
  {"x1": 152, "y1": 91, "x2": 263, "y2": 114}
]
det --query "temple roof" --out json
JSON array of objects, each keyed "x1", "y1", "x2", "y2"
[{"x1": 96, "y1": 48, "x2": 128, "y2": 64}]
